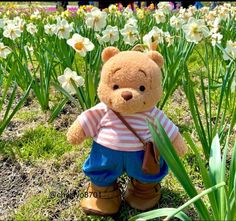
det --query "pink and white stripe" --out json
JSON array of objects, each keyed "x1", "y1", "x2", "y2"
[{"x1": 77, "y1": 103, "x2": 178, "y2": 151}]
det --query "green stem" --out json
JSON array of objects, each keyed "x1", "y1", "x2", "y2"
[{"x1": 164, "y1": 182, "x2": 226, "y2": 221}]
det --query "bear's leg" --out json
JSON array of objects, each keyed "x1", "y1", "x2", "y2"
[
  {"x1": 124, "y1": 151, "x2": 169, "y2": 210},
  {"x1": 81, "y1": 142, "x2": 123, "y2": 215},
  {"x1": 124, "y1": 179, "x2": 161, "y2": 211},
  {"x1": 81, "y1": 182, "x2": 121, "y2": 215}
]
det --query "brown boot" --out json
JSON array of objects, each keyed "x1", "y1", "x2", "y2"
[
  {"x1": 80, "y1": 182, "x2": 121, "y2": 216},
  {"x1": 124, "y1": 179, "x2": 161, "y2": 211}
]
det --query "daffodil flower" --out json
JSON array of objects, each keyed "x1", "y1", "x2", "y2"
[
  {"x1": 58, "y1": 68, "x2": 85, "y2": 95},
  {"x1": 0, "y1": 42, "x2": 12, "y2": 59},
  {"x1": 67, "y1": 33, "x2": 94, "y2": 57}
]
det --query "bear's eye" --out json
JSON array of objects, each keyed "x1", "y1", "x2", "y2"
[
  {"x1": 113, "y1": 85, "x2": 119, "y2": 90},
  {"x1": 139, "y1": 85, "x2": 145, "y2": 92}
]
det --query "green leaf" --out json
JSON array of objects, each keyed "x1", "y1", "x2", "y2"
[
  {"x1": 52, "y1": 82, "x2": 80, "y2": 110},
  {"x1": 209, "y1": 134, "x2": 221, "y2": 185},
  {"x1": 184, "y1": 132, "x2": 219, "y2": 219},
  {"x1": 148, "y1": 119, "x2": 211, "y2": 220},
  {"x1": 48, "y1": 97, "x2": 68, "y2": 123},
  {"x1": 0, "y1": 81, "x2": 32, "y2": 135},
  {"x1": 229, "y1": 139, "x2": 236, "y2": 191},
  {"x1": 129, "y1": 208, "x2": 191, "y2": 221},
  {"x1": 165, "y1": 182, "x2": 225, "y2": 221}
]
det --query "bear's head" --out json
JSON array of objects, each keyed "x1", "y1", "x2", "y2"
[{"x1": 97, "y1": 47, "x2": 164, "y2": 114}]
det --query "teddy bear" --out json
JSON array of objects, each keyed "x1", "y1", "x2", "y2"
[{"x1": 66, "y1": 46, "x2": 187, "y2": 215}]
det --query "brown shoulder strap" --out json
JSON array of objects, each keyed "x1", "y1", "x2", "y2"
[{"x1": 112, "y1": 110, "x2": 146, "y2": 146}]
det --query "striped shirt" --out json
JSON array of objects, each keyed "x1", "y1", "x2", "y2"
[{"x1": 77, "y1": 102, "x2": 179, "y2": 151}]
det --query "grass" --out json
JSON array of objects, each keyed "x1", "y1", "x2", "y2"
[
  {"x1": 0, "y1": 125, "x2": 73, "y2": 163},
  {"x1": 11, "y1": 190, "x2": 60, "y2": 221},
  {"x1": 15, "y1": 109, "x2": 40, "y2": 122}
]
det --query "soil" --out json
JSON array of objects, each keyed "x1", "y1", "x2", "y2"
[
  {"x1": 0, "y1": 157, "x2": 29, "y2": 219},
  {"x1": 0, "y1": 151, "x2": 88, "y2": 220},
  {"x1": 0, "y1": 93, "x2": 81, "y2": 220}
]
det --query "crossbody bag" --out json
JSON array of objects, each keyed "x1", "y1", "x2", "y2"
[{"x1": 112, "y1": 110, "x2": 160, "y2": 175}]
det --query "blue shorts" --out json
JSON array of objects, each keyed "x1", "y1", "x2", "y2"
[{"x1": 83, "y1": 141, "x2": 168, "y2": 187}]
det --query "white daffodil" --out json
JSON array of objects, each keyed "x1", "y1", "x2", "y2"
[
  {"x1": 17, "y1": 19, "x2": 25, "y2": 33},
  {"x1": 56, "y1": 18, "x2": 73, "y2": 39},
  {"x1": 179, "y1": 9, "x2": 192, "y2": 23},
  {"x1": 157, "y1": 2, "x2": 172, "y2": 14},
  {"x1": 3, "y1": 23, "x2": 21, "y2": 40},
  {"x1": 108, "y1": 4, "x2": 117, "y2": 14},
  {"x1": 187, "y1": 6, "x2": 197, "y2": 16},
  {"x1": 153, "y1": 10, "x2": 166, "y2": 24},
  {"x1": 127, "y1": 17, "x2": 138, "y2": 26},
  {"x1": 199, "y1": 6, "x2": 209, "y2": 15},
  {"x1": 120, "y1": 24, "x2": 139, "y2": 46},
  {"x1": 182, "y1": 17, "x2": 210, "y2": 43},
  {"x1": 67, "y1": 33, "x2": 94, "y2": 57},
  {"x1": 0, "y1": 42, "x2": 12, "y2": 59},
  {"x1": 143, "y1": 26, "x2": 164, "y2": 50},
  {"x1": 102, "y1": 25, "x2": 119, "y2": 45},
  {"x1": 218, "y1": 6, "x2": 230, "y2": 20},
  {"x1": 223, "y1": 40, "x2": 236, "y2": 61},
  {"x1": 209, "y1": 17, "x2": 221, "y2": 34},
  {"x1": 44, "y1": 24, "x2": 57, "y2": 36},
  {"x1": 211, "y1": 32, "x2": 223, "y2": 46},
  {"x1": 85, "y1": 7, "x2": 107, "y2": 32},
  {"x1": 26, "y1": 23, "x2": 38, "y2": 35},
  {"x1": 164, "y1": 31, "x2": 174, "y2": 47},
  {"x1": 24, "y1": 44, "x2": 34, "y2": 54},
  {"x1": 13, "y1": 16, "x2": 25, "y2": 32},
  {"x1": 95, "y1": 33, "x2": 104, "y2": 45},
  {"x1": 170, "y1": 16, "x2": 183, "y2": 30},
  {"x1": 58, "y1": 68, "x2": 85, "y2": 95},
  {"x1": 123, "y1": 7, "x2": 133, "y2": 19},
  {"x1": 205, "y1": 10, "x2": 217, "y2": 22},
  {"x1": 30, "y1": 10, "x2": 41, "y2": 20}
]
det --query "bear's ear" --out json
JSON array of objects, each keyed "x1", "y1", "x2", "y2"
[
  {"x1": 102, "y1": 47, "x2": 120, "y2": 63},
  {"x1": 146, "y1": 51, "x2": 164, "y2": 68}
]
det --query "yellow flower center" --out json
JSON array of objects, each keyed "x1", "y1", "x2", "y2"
[
  {"x1": 94, "y1": 16, "x2": 100, "y2": 23},
  {"x1": 58, "y1": 27, "x2": 65, "y2": 33},
  {"x1": 74, "y1": 42, "x2": 84, "y2": 50},
  {"x1": 192, "y1": 25, "x2": 199, "y2": 34},
  {"x1": 10, "y1": 29, "x2": 15, "y2": 36},
  {"x1": 127, "y1": 31, "x2": 133, "y2": 37}
]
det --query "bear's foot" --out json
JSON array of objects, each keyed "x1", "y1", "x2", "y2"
[
  {"x1": 81, "y1": 182, "x2": 121, "y2": 216},
  {"x1": 124, "y1": 179, "x2": 161, "y2": 211}
]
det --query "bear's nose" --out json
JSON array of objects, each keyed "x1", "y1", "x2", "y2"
[{"x1": 121, "y1": 91, "x2": 133, "y2": 101}]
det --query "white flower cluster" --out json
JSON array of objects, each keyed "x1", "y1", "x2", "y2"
[{"x1": 143, "y1": 26, "x2": 174, "y2": 50}]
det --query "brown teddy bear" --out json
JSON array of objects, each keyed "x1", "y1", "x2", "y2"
[{"x1": 67, "y1": 46, "x2": 187, "y2": 215}]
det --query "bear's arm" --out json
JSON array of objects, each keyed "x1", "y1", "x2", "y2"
[
  {"x1": 151, "y1": 107, "x2": 188, "y2": 156},
  {"x1": 171, "y1": 132, "x2": 188, "y2": 156},
  {"x1": 67, "y1": 103, "x2": 106, "y2": 146},
  {"x1": 67, "y1": 120, "x2": 86, "y2": 145}
]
